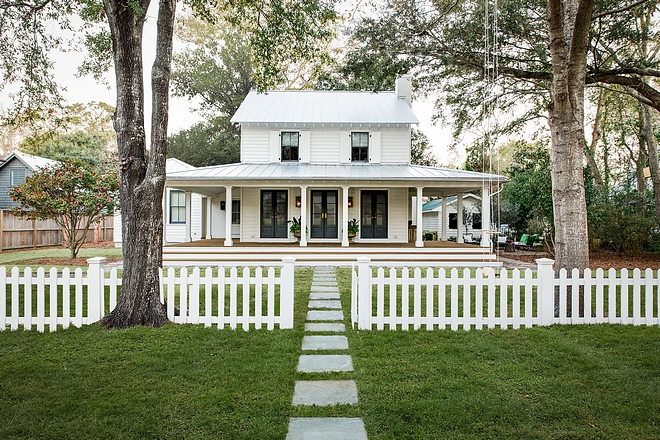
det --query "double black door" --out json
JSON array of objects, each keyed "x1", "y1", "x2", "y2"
[
  {"x1": 261, "y1": 190, "x2": 288, "y2": 238},
  {"x1": 311, "y1": 190, "x2": 338, "y2": 239},
  {"x1": 361, "y1": 191, "x2": 388, "y2": 239}
]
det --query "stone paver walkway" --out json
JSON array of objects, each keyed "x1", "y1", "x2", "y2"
[{"x1": 286, "y1": 266, "x2": 368, "y2": 440}]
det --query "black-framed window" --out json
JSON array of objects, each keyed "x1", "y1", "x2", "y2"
[
  {"x1": 472, "y1": 213, "x2": 482, "y2": 230},
  {"x1": 170, "y1": 190, "x2": 186, "y2": 224},
  {"x1": 10, "y1": 169, "x2": 25, "y2": 186},
  {"x1": 351, "y1": 132, "x2": 369, "y2": 162},
  {"x1": 231, "y1": 200, "x2": 240, "y2": 225},
  {"x1": 281, "y1": 132, "x2": 299, "y2": 161},
  {"x1": 448, "y1": 213, "x2": 458, "y2": 229}
]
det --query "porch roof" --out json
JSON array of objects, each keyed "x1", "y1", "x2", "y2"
[{"x1": 166, "y1": 163, "x2": 508, "y2": 194}]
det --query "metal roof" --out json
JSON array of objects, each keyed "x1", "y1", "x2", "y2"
[
  {"x1": 422, "y1": 194, "x2": 481, "y2": 211},
  {"x1": 166, "y1": 163, "x2": 508, "y2": 184},
  {"x1": 231, "y1": 91, "x2": 420, "y2": 125}
]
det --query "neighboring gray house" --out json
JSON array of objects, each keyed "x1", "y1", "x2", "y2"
[{"x1": 0, "y1": 152, "x2": 57, "y2": 209}]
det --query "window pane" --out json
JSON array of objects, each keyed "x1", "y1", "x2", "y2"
[{"x1": 10, "y1": 169, "x2": 25, "y2": 186}]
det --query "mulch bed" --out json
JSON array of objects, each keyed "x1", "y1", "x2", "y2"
[
  {"x1": 22, "y1": 257, "x2": 122, "y2": 267},
  {"x1": 501, "y1": 249, "x2": 660, "y2": 270}
]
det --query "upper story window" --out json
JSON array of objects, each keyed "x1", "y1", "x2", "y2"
[
  {"x1": 351, "y1": 132, "x2": 369, "y2": 162},
  {"x1": 10, "y1": 169, "x2": 25, "y2": 186},
  {"x1": 281, "y1": 132, "x2": 299, "y2": 161},
  {"x1": 170, "y1": 190, "x2": 186, "y2": 224}
]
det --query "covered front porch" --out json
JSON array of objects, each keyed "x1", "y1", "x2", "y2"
[{"x1": 163, "y1": 163, "x2": 509, "y2": 253}]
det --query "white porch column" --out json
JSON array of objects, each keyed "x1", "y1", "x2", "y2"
[
  {"x1": 206, "y1": 197, "x2": 213, "y2": 239},
  {"x1": 224, "y1": 186, "x2": 233, "y2": 247},
  {"x1": 185, "y1": 191, "x2": 192, "y2": 242},
  {"x1": 481, "y1": 183, "x2": 492, "y2": 248},
  {"x1": 457, "y1": 192, "x2": 463, "y2": 244},
  {"x1": 300, "y1": 185, "x2": 308, "y2": 247},
  {"x1": 415, "y1": 186, "x2": 424, "y2": 247},
  {"x1": 162, "y1": 188, "x2": 168, "y2": 245},
  {"x1": 342, "y1": 185, "x2": 349, "y2": 247},
  {"x1": 441, "y1": 195, "x2": 447, "y2": 241}
]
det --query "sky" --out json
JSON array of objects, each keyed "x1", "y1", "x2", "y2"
[{"x1": 0, "y1": 2, "x2": 462, "y2": 166}]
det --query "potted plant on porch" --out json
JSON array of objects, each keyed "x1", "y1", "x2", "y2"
[
  {"x1": 347, "y1": 218, "x2": 359, "y2": 241},
  {"x1": 288, "y1": 216, "x2": 301, "y2": 239}
]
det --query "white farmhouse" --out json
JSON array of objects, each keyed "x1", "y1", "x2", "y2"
[{"x1": 163, "y1": 76, "x2": 507, "y2": 264}]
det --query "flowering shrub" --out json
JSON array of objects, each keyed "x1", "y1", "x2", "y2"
[{"x1": 8, "y1": 160, "x2": 119, "y2": 258}]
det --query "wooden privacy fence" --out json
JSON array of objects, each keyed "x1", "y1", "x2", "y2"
[
  {"x1": 0, "y1": 210, "x2": 114, "y2": 250},
  {"x1": 352, "y1": 257, "x2": 660, "y2": 330},
  {"x1": 0, "y1": 257, "x2": 295, "y2": 332}
]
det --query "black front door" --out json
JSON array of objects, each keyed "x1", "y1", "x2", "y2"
[
  {"x1": 261, "y1": 190, "x2": 288, "y2": 238},
  {"x1": 311, "y1": 190, "x2": 338, "y2": 239},
  {"x1": 361, "y1": 191, "x2": 388, "y2": 239}
]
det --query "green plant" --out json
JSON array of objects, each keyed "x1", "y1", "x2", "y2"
[
  {"x1": 288, "y1": 216, "x2": 301, "y2": 233},
  {"x1": 348, "y1": 218, "x2": 359, "y2": 235}
]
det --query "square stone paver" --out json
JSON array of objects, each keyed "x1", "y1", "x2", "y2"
[
  {"x1": 298, "y1": 355, "x2": 353, "y2": 372},
  {"x1": 286, "y1": 418, "x2": 367, "y2": 440},
  {"x1": 312, "y1": 281, "x2": 337, "y2": 286},
  {"x1": 310, "y1": 292, "x2": 340, "y2": 300},
  {"x1": 308, "y1": 300, "x2": 342, "y2": 309},
  {"x1": 311, "y1": 285, "x2": 340, "y2": 292},
  {"x1": 305, "y1": 323, "x2": 345, "y2": 332},
  {"x1": 307, "y1": 310, "x2": 344, "y2": 321},
  {"x1": 302, "y1": 335, "x2": 348, "y2": 350},
  {"x1": 292, "y1": 380, "x2": 358, "y2": 406}
]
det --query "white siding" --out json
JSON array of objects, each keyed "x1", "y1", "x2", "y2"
[
  {"x1": 388, "y1": 188, "x2": 408, "y2": 243},
  {"x1": 380, "y1": 127, "x2": 410, "y2": 164},
  {"x1": 240, "y1": 128, "x2": 270, "y2": 163},
  {"x1": 339, "y1": 131, "x2": 350, "y2": 164},
  {"x1": 241, "y1": 187, "x2": 261, "y2": 242},
  {"x1": 310, "y1": 130, "x2": 340, "y2": 163}
]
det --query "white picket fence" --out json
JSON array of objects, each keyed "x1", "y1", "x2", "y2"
[
  {"x1": 0, "y1": 257, "x2": 296, "y2": 332},
  {"x1": 352, "y1": 257, "x2": 660, "y2": 330}
]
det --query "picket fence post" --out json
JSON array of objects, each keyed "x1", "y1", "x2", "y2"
[
  {"x1": 86, "y1": 257, "x2": 107, "y2": 322},
  {"x1": 280, "y1": 257, "x2": 296, "y2": 329},
  {"x1": 536, "y1": 258, "x2": 555, "y2": 326},
  {"x1": 357, "y1": 257, "x2": 372, "y2": 330}
]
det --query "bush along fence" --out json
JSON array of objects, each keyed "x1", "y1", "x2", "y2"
[
  {"x1": 0, "y1": 257, "x2": 296, "y2": 332},
  {"x1": 351, "y1": 257, "x2": 660, "y2": 330}
]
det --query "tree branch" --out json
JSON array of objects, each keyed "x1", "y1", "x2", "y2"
[
  {"x1": 588, "y1": 73, "x2": 660, "y2": 111},
  {"x1": 592, "y1": 0, "x2": 650, "y2": 20}
]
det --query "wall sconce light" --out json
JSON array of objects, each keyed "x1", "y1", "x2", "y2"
[
  {"x1": 347, "y1": 197, "x2": 353, "y2": 208},
  {"x1": 295, "y1": 196, "x2": 302, "y2": 208},
  {"x1": 220, "y1": 201, "x2": 226, "y2": 210}
]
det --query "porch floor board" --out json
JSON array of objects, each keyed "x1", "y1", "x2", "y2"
[{"x1": 163, "y1": 238, "x2": 502, "y2": 267}]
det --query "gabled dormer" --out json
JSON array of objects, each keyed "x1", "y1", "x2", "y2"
[{"x1": 231, "y1": 76, "x2": 419, "y2": 165}]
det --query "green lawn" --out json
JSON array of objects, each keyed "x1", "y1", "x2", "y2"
[
  {"x1": 1, "y1": 268, "x2": 659, "y2": 439},
  {"x1": 0, "y1": 246, "x2": 123, "y2": 271}
]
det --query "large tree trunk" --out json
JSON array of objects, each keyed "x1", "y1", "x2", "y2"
[
  {"x1": 641, "y1": 104, "x2": 660, "y2": 222},
  {"x1": 547, "y1": 0, "x2": 593, "y2": 272},
  {"x1": 100, "y1": 0, "x2": 175, "y2": 328}
]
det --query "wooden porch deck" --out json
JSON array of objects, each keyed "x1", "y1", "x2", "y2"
[{"x1": 163, "y1": 239, "x2": 502, "y2": 267}]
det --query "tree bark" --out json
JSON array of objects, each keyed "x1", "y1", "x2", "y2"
[
  {"x1": 100, "y1": 0, "x2": 175, "y2": 328},
  {"x1": 547, "y1": 0, "x2": 593, "y2": 272}
]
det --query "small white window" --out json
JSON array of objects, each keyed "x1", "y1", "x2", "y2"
[
  {"x1": 170, "y1": 190, "x2": 186, "y2": 224},
  {"x1": 10, "y1": 169, "x2": 25, "y2": 186}
]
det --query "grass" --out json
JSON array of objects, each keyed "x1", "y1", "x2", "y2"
[
  {"x1": 0, "y1": 246, "x2": 123, "y2": 271},
  {"x1": 1, "y1": 268, "x2": 659, "y2": 439}
]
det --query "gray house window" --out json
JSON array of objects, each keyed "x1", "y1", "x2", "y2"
[
  {"x1": 170, "y1": 190, "x2": 186, "y2": 224},
  {"x1": 351, "y1": 132, "x2": 369, "y2": 162},
  {"x1": 281, "y1": 132, "x2": 299, "y2": 161},
  {"x1": 10, "y1": 169, "x2": 25, "y2": 186}
]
